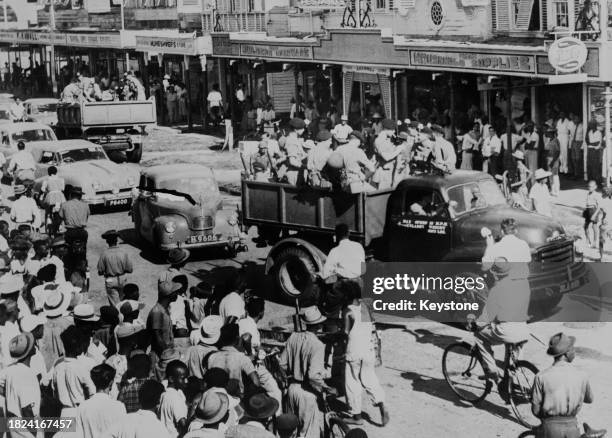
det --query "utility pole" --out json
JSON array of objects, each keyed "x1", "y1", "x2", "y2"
[
  {"x1": 50, "y1": 0, "x2": 58, "y2": 95},
  {"x1": 604, "y1": 84, "x2": 612, "y2": 187}
]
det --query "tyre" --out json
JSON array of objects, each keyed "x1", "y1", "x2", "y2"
[
  {"x1": 326, "y1": 417, "x2": 349, "y2": 438},
  {"x1": 126, "y1": 144, "x2": 143, "y2": 163},
  {"x1": 273, "y1": 246, "x2": 317, "y2": 299},
  {"x1": 442, "y1": 342, "x2": 492, "y2": 404},
  {"x1": 509, "y1": 361, "x2": 540, "y2": 429}
]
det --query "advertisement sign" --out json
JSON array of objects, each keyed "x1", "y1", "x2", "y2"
[
  {"x1": 342, "y1": 65, "x2": 390, "y2": 76},
  {"x1": 296, "y1": 0, "x2": 346, "y2": 10},
  {"x1": 547, "y1": 36, "x2": 588, "y2": 73},
  {"x1": 135, "y1": 36, "x2": 197, "y2": 55},
  {"x1": 85, "y1": 0, "x2": 111, "y2": 13},
  {"x1": 410, "y1": 50, "x2": 536, "y2": 74},
  {"x1": 239, "y1": 44, "x2": 313, "y2": 60},
  {"x1": 65, "y1": 33, "x2": 121, "y2": 48}
]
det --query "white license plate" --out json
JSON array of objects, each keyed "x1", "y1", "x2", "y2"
[
  {"x1": 188, "y1": 234, "x2": 220, "y2": 244},
  {"x1": 106, "y1": 198, "x2": 129, "y2": 207}
]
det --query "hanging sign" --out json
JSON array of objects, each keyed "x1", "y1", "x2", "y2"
[{"x1": 547, "y1": 36, "x2": 588, "y2": 73}]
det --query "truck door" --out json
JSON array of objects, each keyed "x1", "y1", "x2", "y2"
[{"x1": 387, "y1": 187, "x2": 452, "y2": 261}]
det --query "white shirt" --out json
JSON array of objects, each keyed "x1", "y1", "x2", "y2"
[
  {"x1": 9, "y1": 150, "x2": 36, "y2": 172},
  {"x1": 51, "y1": 357, "x2": 96, "y2": 408},
  {"x1": 332, "y1": 123, "x2": 353, "y2": 140},
  {"x1": 323, "y1": 238, "x2": 365, "y2": 279},
  {"x1": 434, "y1": 137, "x2": 456, "y2": 168},
  {"x1": 218, "y1": 292, "x2": 245, "y2": 321},
  {"x1": 0, "y1": 320, "x2": 20, "y2": 367},
  {"x1": 0, "y1": 362, "x2": 40, "y2": 419},
  {"x1": 0, "y1": 234, "x2": 8, "y2": 252},
  {"x1": 238, "y1": 316, "x2": 260, "y2": 349},
  {"x1": 235, "y1": 89, "x2": 245, "y2": 102},
  {"x1": 159, "y1": 387, "x2": 187, "y2": 438},
  {"x1": 10, "y1": 196, "x2": 39, "y2": 225},
  {"x1": 482, "y1": 234, "x2": 531, "y2": 264},
  {"x1": 207, "y1": 91, "x2": 222, "y2": 107},
  {"x1": 529, "y1": 183, "x2": 553, "y2": 217},
  {"x1": 76, "y1": 392, "x2": 127, "y2": 438},
  {"x1": 105, "y1": 409, "x2": 171, "y2": 438}
]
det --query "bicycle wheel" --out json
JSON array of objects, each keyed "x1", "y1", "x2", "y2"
[
  {"x1": 326, "y1": 416, "x2": 349, "y2": 438},
  {"x1": 442, "y1": 342, "x2": 492, "y2": 404},
  {"x1": 509, "y1": 360, "x2": 541, "y2": 429}
]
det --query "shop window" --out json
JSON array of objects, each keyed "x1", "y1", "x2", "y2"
[{"x1": 552, "y1": 0, "x2": 569, "y2": 27}]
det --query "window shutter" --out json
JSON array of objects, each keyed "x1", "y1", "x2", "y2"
[
  {"x1": 492, "y1": 0, "x2": 497, "y2": 30},
  {"x1": 540, "y1": 0, "x2": 547, "y2": 30},
  {"x1": 573, "y1": 0, "x2": 583, "y2": 30},
  {"x1": 395, "y1": 0, "x2": 415, "y2": 16},
  {"x1": 496, "y1": 0, "x2": 511, "y2": 30},
  {"x1": 514, "y1": 0, "x2": 534, "y2": 29}
]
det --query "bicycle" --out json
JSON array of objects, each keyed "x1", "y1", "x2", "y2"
[
  {"x1": 442, "y1": 322, "x2": 540, "y2": 429},
  {"x1": 322, "y1": 393, "x2": 351, "y2": 438}
]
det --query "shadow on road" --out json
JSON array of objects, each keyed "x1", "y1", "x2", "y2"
[{"x1": 403, "y1": 328, "x2": 463, "y2": 350}]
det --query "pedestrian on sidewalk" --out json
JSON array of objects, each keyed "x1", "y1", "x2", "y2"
[
  {"x1": 585, "y1": 121, "x2": 602, "y2": 184},
  {"x1": 583, "y1": 180, "x2": 602, "y2": 248},
  {"x1": 545, "y1": 127, "x2": 561, "y2": 196},
  {"x1": 97, "y1": 230, "x2": 133, "y2": 307},
  {"x1": 529, "y1": 169, "x2": 553, "y2": 217}
]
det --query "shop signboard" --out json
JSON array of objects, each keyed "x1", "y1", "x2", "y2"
[
  {"x1": 136, "y1": 36, "x2": 197, "y2": 55},
  {"x1": 547, "y1": 37, "x2": 588, "y2": 73},
  {"x1": 461, "y1": 0, "x2": 490, "y2": 5},
  {"x1": 65, "y1": 33, "x2": 122, "y2": 48},
  {"x1": 239, "y1": 44, "x2": 313, "y2": 60},
  {"x1": 410, "y1": 50, "x2": 536, "y2": 74},
  {"x1": 211, "y1": 35, "x2": 239, "y2": 56},
  {"x1": 296, "y1": 0, "x2": 347, "y2": 10},
  {"x1": 85, "y1": 0, "x2": 111, "y2": 13},
  {"x1": 342, "y1": 65, "x2": 390, "y2": 76}
]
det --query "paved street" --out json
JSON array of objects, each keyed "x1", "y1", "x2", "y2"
[{"x1": 13, "y1": 126, "x2": 604, "y2": 438}]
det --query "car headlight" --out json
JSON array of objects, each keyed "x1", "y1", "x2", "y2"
[
  {"x1": 164, "y1": 221, "x2": 176, "y2": 233},
  {"x1": 92, "y1": 181, "x2": 102, "y2": 190}
]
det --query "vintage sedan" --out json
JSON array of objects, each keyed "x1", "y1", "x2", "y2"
[
  {"x1": 132, "y1": 164, "x2": 247, "y2": 255},
  {"x1": 31, "y1": 139, "x2": 140, "y2": 207},
  {"x1": 1, "y1": 122, "x2": 58, "y2": 177},
  {"x1": 24, "y1": 98, "x2": 59, "y2": 127}
]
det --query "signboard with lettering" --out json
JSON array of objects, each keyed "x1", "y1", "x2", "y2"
[
  {"x1": 410, "y1": 50, "x2": 536, "y2": 74},
  {"x1": 239, "y1": 44, "x2": 313, "y2": 60},
  {"x1": 211, "y1": 35, "x2": 239, "y2": 56},
  {"x1": 342, "y1": 65, "x2": 390, "y2": 76},
  {"x1": 65, "y1": 33, "x2": 121, "y2": 48},
  {"x1": 296, "y1": 0, "x2": 347, "y2": 10},
  {"x1": 0, "y1": 31, "x2": 67, "y2": 45},
  {"x1": 547, "y1": 36, "x2": 588, "y2": 73},
  {"x1": 136, "y1": 36, "x2": 197, "y2": 55}
]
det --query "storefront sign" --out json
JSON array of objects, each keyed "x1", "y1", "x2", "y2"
[
  {"x1": 239, "y1": 44, "x2": 313, "y2": 60},
  {"x1": 136, "y1": 36, "x2": 197, "y2": 55},
  {"x1": 296, "y1": 0, "x2": 347, "y2": 10},
  {"x1": 65, "y1": 33, "x2": 121, "y2": 48},
  {"x1": 0, "y1": 30, "x2": 67, "y2": 45},
  {"x1": 410, "y1": 50, "x2": 536, "y2": 73},
  {"x1": 85, "y1": 0, "x2": 111, "y2": 13},
  {"x1": 547, "y1": 37, "x2": 588, "y2": 73},
  {"x1": 461, "y1": 0, "x2": 490, "y2": 5},
  {"x1": 211, "y1": 35, "x2": 238, "y2": 56},
  {"x1": 342, "y1": 65, "x2": 390, "y2": 76}
]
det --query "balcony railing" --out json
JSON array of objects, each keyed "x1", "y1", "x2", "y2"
[
  {"x1": 202, "y1": 12, "x2": 267, "y2": 32},
  {"x1": 124, "y1": 0, "x2": 177, "y2": 8}
]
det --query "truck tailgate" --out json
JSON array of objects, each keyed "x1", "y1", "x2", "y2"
[{"x1": 58, "y1": 100, "x2": 157, "y2": 127}]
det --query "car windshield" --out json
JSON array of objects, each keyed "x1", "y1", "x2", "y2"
[
  {"x1": 447, "y1": 179, "x2": 507, "y2": 215},
  {"x1": 12, "y1": 129, "x2": 54, "y2": 143},
  {"x1": 61, "y1": 147, "x2": 106, "y2": 162},
  {"x1": 157, "y1": 177, "x2": 219, "y2": 204},
  {"x1": 33, "y1": 103, "x2": 58, "y2": 113}
]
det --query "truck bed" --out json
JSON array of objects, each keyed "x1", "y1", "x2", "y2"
[
  {"x1": 241, "y1": 179, "x2": 393, "y2": 245},
  {"x1": 57, "y1": 99, "x2": 157, "y2": 128}
]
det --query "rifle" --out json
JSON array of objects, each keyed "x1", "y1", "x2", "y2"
[{"x1": 240, "y1": 152, "x2": 252, "y2": 180}]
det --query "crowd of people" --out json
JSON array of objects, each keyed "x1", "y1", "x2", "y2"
[{"x1": 60, "y1": 69, "x2": 147, "y2": 104}]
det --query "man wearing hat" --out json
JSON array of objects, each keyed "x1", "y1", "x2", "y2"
[
  {"x1": 279, "y1": 306, "x2": 337, "y2": 438},
  {"x1": 336, "y1": 131, "x2": 376, "y2": 193},
  {"x1": 186, "y1": 315, "x2": 223, "y2": 379},
  {"x1": 0, "y1": 286, "x2": 21, "y2": 368},
  {"x1": 284, "y1": 118, "x2": 307, "y2": 185},
  {"x1": 530, "y1": 169, "x2": 553, "y2": 217},
  {"x1": 97, "y1": 229, "x2": 133, "y2": 307},
  {"x1": 332, "y1": 114, "x2": 353, "y2": 144},
  {"x1": 59, "y1": 186, "x2": 90, "y2": 261},
  {"x1": 545, "y1": 126, "x2": 561, "y2": 196},
  {"x1": 225, "y1": 392, "x2": 278, "y2": 438},
  {"x1": 250, "y1": 140, "x2": 273, "y2": 182},
  {"x1": 20, "y1": 314, "x2": 47, "y2": 380},
  {"x1": 40, "y1": 288, "x2": 72, "y2": 370},
  {"x1": 372, "y1": 118, "x2": 404, "y2": 190},
  {"x1": 432, "y1": 124, "x2": 457, "y2": 171},
  {"x1": 306, "y1": 129, "x2": 333, "y2": 187},
  {"x1": 10, "y1": 184, "x2": 40, "y2": 230},
  {"x1": 184, "y1": 390, "x2": 230, "y2": 437},
  {"x1": 1, "y1": 332, "x2": 41, "y2": 437},
  {"x1": 531, "y1": 333, "x2": 594, "y2": 438}
]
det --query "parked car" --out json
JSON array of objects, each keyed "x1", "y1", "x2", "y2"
[
  {"x1": 24, "y1": 98, "x2": 59, "y2": 127},
  {"x1": 30, "y1": 139, "x2": 139, "y2": 207},
  {"x1": 0, "y1": 122, "x2": 58, "y2": 177},
  {"x1": 0, "y1": 103, "x2": 12, "y2": 124},
  {"x1": 132, "y1": 164, "x2": 247, "y2": 256}
]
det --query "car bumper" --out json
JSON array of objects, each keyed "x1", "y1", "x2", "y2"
[
  {"x1": 159, "y1": 236, "x2": 248, "y2": 252},
  {"x1": 84, "y1": 193, "x2": 133, "y2": 206}
]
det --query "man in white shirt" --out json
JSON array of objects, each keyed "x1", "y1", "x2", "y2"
[
  {"x1": 483, "y1": 126, "x2": 502, "y2": 176},
  {"x1": 336, "y1": 132, "x2": 376, "y2": 193},
  {"x1": 432, "y1": 124, "x2": 456, "y2": 171},
  {"x1": 322, "y1": 223, "x2": 365, "y2": 281},
  {"x1": 10, "y1": 97, "x2": 25, "y2": 121},
  {"x1": 0, "y1": 332, "x2": 41, "y2": 438},
  {"x1": 520, "y1": 123, "x2": 539, "y2": 182},
  {"x1": 105, "y1": 380, "x2": 171, "y2": 438},
  {"x1": 8, "y1": 141, "x2": 36, "y2": 182},
  {"x1": 159, "y1": 360, "x2": 189, "y2": 438},
  {"x1": 10, "y1": 185, "x2": 40, "y2": 228},
  {"x1": 76, "y1": 364, "x2": 127, "y2": 438},
  {"x1": 218, "y1": 289, "x2": 245, "y2": 323},
  {"x1": 332, "y1": 115, "x2": 353, "y2": 143},
  {"x1": 529, "y1": 169, "x2": 553, "y2": 217},
  {"x1": 207, "y1": 84, "x2": 223, "y2": 127},
  {"x1": 238, "y1": 297, "x2": 264, "y2": 355}
]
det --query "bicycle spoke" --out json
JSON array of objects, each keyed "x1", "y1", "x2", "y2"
[
  {"x1": 510, "y1": 361, "x2": 541, "y2": 429},
  {"x1": 443, "y1": 342, "x2": 491, "y2": 403}
]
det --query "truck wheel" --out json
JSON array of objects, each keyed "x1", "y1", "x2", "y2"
[
  {"x1": 274, "y1": 246, "x2": 317, "y2": 299},
  {"x1": 126, "y1": 145, "x2": 143, "y2": 163}
]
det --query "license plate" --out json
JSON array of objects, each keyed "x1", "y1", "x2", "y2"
[
  {"x1": 106, "y1": 198, "x2": 129, "y2": 207},
  {"x1": 188, "y1": 234, "x2": 220, "y2": 244}
]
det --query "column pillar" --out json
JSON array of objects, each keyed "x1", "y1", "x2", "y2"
[
  {"x1": 200, "y1": 55, "x2": 208, "y2": 129},
  {"x1": 184, "y1": 55, "x2": 193, "y2": 130},
  {"x1": 449, "y1": 73, "x2": 456, "y2": 145},
  {"x1": 504, "y1": 76, "x2": 514, "y2": 171}
]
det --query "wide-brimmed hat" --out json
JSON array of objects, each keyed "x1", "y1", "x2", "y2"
[
  {"x1": 196, "y1": 390, "x2": 229, "y2": 424},
  {"x1": 547, "y1": 332, "x2": 576, "y2": 357},
  {"x1": 101, "y1": 229, "x2": 119, "y2": 240},
  {"x1": 167, "y1": 248, "x2": 190, "y2": 265},
  {"x1": 512, "y1": 150, "x2": 525, "y2": 161},
  {"x1": 431, "y1": 124, "x2": 444, "y2": 134},
  {"x1": 289, "y1": 118, "x2": 305, "y2": 130},
  {"x1": 13, "y1": 185, "x2": 26, "y2": 195},
  {"x1": 73, "y1": 303, "x2": 100, "y2": 322},
  {"x1": 20, "y1": 314, "x2": 46, "y2": 333},
  {"x1": 381, "y1": 118, "x2": 395, "y2": 130},
  {"x1": 200, "y1": 315, "x2": 223, "y2": 345},
  {"x1": 9, "y1": 332, "x2": 35, "y2": 361},
  {"x1": 116, "y1": 323, "x2": 141, "y2": 339},
  {"x1": 158, "y1": 279, "x2": 182, "y2": 297},
  {"x1": 0, "y1": 275, "x2": 24, "y2": 296},
  {"x1": 243, "y1": 393, "x2": 279, "y2": 420},
  {"x1": 301, "y1": 306, "x2": 326, "y2": 325},
  {"x1": 71, "y1": 186, "x2": 84, "y2": 196},
  {"x1": 582, "y1": 423, "x2": 607, "y2": 438},
  {"x1": 43, "y1": 289, "x2": 70, "y2": 317},
  {"x1": 534, "y1": 168, "x2": 552, "y2": 180}
]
